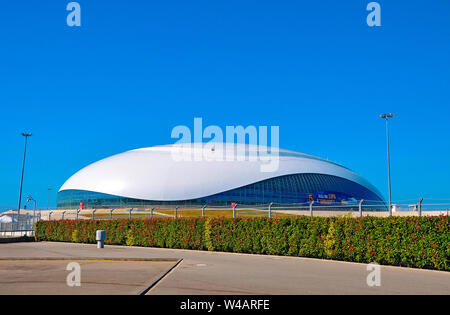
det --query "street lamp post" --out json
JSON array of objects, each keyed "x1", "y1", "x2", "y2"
[
  {"x1": 17, "y1": 133, "x2": 32, "y2": 228},
  {"x1": 379, "y1": 114, "x2": 394, "y2": 215},
  {"x1": 27, "y1": 195, "x2": 37, "y2": 227}
]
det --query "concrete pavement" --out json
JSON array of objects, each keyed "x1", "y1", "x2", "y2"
[
  {"x1": 0, "y1": 242, "x2": 448, "y2": 295},
  {"x1": 0, "y1": 259, "x2": 177, "y2": 295}
]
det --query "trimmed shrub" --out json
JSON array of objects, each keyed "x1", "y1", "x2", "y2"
[{"x1": 35, "y1": 215, "x2": 449, "y2": 271}]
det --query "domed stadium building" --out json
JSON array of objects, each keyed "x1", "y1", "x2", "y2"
[{"x1": 57, "y1": 143, "x2": 385, "y2": 209}]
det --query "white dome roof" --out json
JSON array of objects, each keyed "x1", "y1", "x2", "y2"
[{"x1": 59, "y1": 143, "x2": 383, "y2": 201}]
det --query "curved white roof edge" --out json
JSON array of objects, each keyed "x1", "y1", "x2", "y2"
[{"x1": 59, "y1": 143, "x2": 384, "y2": 201}]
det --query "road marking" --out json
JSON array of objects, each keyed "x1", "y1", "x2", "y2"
[{"x1": 140, "y1": 259, "x2": 183, "y2": 295}]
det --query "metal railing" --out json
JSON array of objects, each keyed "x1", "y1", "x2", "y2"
[
  {"x1": 1, "y1": 199, "x2": 447, "y2": 237},
  {"x1": 0, "y1": 211, "x2": 41, "y2": 237},
  {"x1": 34, "y1": 198, "x2": 450, "y2": 221}
]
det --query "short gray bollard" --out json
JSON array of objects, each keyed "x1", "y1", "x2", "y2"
[{"x1": 96, "y1": 230, "x2": 106, "y2": 249}]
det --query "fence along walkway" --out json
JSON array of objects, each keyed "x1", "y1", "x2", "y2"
[
  {"x1": 0, "y1": 211, "x2": 41, "y2": 237},
  {"x1": 32, "y1": 199, "x2": 450, "y2": 221}
]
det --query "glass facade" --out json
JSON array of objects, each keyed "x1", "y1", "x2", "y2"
[{"x1": 57, "y1": 173, "x2": 384, "y2": 209}]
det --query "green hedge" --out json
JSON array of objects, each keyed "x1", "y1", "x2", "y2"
[{"x1": 35, "y1": 215, "x2": 449, "y2": 271}]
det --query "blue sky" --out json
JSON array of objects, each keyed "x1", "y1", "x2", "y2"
[{"x1": 0, "y1": 1, "x2": 449, "y2": 210}]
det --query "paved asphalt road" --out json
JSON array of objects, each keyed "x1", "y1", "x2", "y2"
[{"x1": 0, "y1": 242, "x2": 448, "y2": 295}]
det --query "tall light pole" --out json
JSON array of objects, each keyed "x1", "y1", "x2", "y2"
[
  {"x1": 17, "y1": 133, "x2": 32, "y2": 225},
  {"x1": 379, "y1": 114, "x2": 394, "y2": 214},
  {"x1": 47, "y1": 188, "x2": 52, "y2": 210}
]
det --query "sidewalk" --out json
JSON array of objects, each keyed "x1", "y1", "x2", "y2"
[{"x1": 0, "y1": 242, "x2": 449, "y2": 295}]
